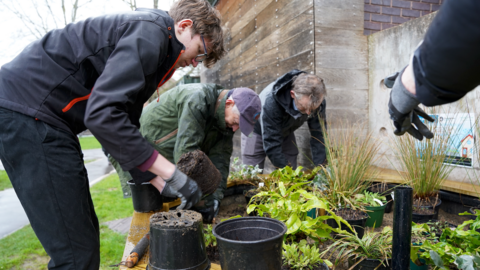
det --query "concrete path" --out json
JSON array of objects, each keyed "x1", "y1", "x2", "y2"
[{"x1": 0, "y1": 148, "x2": 114, "y2": 239}]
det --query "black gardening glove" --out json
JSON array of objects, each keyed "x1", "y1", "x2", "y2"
[
  {"x1": 195, "y1": 200, "x2": 220, "y2": 224},
  {"x1": 164, "y1": 167, "x2": 202, "y2": 210},
  {"x1": 385, "y1": 70, "x2": 435, "y2": 141}
]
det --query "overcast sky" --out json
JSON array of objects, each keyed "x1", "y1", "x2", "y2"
[{"x1": 0, "y1": 0, "x2": 175, "y2": 67}]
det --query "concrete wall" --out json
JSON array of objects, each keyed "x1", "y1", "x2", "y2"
[{"x1": 368, "y1": 12, "x2": 480, "y2": 183}]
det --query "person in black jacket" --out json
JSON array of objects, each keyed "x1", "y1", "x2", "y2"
[
  {"x1": 386, "y1": 0, "x2": 480, "y2": 140},
  {"x1": 241, "y1": 70, "x2": 327, "y2": 170},
  {"x1": 0, "y1": 0, "x2": 225, "y2": 269}
]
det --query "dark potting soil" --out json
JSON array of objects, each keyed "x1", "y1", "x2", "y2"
[
  {"x1": 206, "y1": 245, "x2": 219, "y2": 264},
  {"x1": 177, "y1": 149, "x2": 222, "y2": 195},
  {"x1": 335, "y1": 208, "x2": 368, "y2": 220},
  {"x1": 413, "y1": 196, "x2": 440, "y2": 214}
]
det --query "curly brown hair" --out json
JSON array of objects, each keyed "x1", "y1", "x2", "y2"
[{"x1": 169, "y1": 0, "x2": 226, "y2": 68}]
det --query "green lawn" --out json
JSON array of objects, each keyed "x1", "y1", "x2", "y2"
[
  {"x1": 0, "y1": 170, "x2": 12, "y2": 191},
  {"x1": 0, "y1": 173, "x2": 134, "y2": 270},
  {"x1": 79, "y1": 136, "x2": 102, "y2": 150}
]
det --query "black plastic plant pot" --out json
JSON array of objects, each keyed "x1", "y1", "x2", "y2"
[
  {"x1": 326, "y1": 209, "x2": 369, "y2": 239},
  {"x1": 148, "y1": 210, "x2": 209, "y2": 270},
  {"x1": 212, "y1": 216, "x2": 287, "y2": 270},
  {"x1": 127, "y1": 180, "x2": 164, "y2": 213},
  {"x1": 412, "y1": 199, "x2": 442, "y2": 223},
  {"x1": 349, "y1": 258, "x2": 392, "y2": 270}
]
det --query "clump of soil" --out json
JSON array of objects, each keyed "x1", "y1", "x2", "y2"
[
  {"x1": 335, "y1": 208, "x2": 368, "y2": 220},
  {"x1": 206, "y1": 245, "x2": 219, "y2": 264},
  {"x1": 177, "y1": 150, "x2": 222, "y2": 195}
]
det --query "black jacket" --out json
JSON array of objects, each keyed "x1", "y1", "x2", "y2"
[
  {"x1": 253, "y1": 69, "x2": 327, "y2": 167},
  {"x1": 0, "y1": 8, "x2": 183, "y2": 171}
]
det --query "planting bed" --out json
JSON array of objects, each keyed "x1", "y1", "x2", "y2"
[{"x1": 208, "y1": 191, "x2": 473, "y2": 269}]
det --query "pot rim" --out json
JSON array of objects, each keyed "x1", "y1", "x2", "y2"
[{"x1": 212, "y1": 216, "x2": 287, "y2": 245}]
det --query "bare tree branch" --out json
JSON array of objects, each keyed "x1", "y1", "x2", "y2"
[
  {"x1": 44, "y1": 0, "x2": 59, "y2": 29},
  {"x1": 153, "y1": 0, "x2": 158, "y2": 9},
  {"x1": 61, "y1": 0, "x2": 67, "y2": 26}
]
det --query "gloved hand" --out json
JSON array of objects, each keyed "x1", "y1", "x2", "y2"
[
  {"x1": 196, "y1": 200, "x2": 220, "y2": 224},
  {"x1": 385, "y1": 69, "x2": 435, "y2": 141},
  {"x1": 164, "y1": 167, "x2": 202, "y2": 210},
  {"x1": 160, "y1": 182, "x2": 178, "y2": 198}
]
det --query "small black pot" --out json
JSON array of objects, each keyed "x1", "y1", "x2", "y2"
[
  {"x1": 349, "y1": 258, "x2": 392, "y2": 270},
  {"x1": 326, "y1": 209, "x2": 369, "y2": 239},
  {"x1": 149, "y1": 210, "x2": 210, "y2": 270},
  {"x1": 213, "y1": 216, "x2": 286, "y2": 270},
  {"x1": 127, "y1": 180, "x2": 163, "y2": 213},
  {"x1": 412, "y1": 199, "x2": 442, "y2": 223}
]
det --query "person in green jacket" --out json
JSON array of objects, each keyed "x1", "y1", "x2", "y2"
[{"x1": 111, "y1": 83, "x2": 261, "y2": 222}]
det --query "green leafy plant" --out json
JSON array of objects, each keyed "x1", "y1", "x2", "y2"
[
  {"x1": 283, "y1": 240, "x2": 331, "y2": 269},
  {"x1": 204, "y1": 224, "x2": 217, "y2": 248},
  {"x1": 354, "y1": 191, "x2": 387, "y2": 207},
  {"x1": 321, "y1": 226, "x2": 393, "y2": 268},
  {"x1": 319, "y1": 121, "x2": 381, "y2": 209},
  {"x1": 228, "y1": 157, "x2": 263, "y2": 184},
  {"x1": 247, "y1": 172, "x2": 351, "y2": 242},
  {"x1": 412, "y1": 212, "x2": 480, "y2": 270}
]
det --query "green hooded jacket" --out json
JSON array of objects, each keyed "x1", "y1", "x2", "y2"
[{"x1": 111, "y1": 83, "x2": 234, "y2": 202}]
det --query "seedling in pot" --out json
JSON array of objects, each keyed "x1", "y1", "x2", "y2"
[{"x1": 355, "y1": 191, "x2": 387, "y2": 207}]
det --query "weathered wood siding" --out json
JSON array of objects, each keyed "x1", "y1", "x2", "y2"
[
  {"x1": 315, "y1": 0, "x2": 369, "y2": 131},
  {"x1": 203, "y1": 0, "x2": 316, "y2": 173},
  {"x1": 203, "y1": 0, "x2": 369, "y2": 172}
]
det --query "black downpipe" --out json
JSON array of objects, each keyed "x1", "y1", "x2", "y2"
[{"x1": 392, "y1": 186, "x2": 413, "y2": 270}]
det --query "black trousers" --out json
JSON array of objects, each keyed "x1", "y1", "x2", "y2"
[{"x1": 0, "y1": 107, "x2": 100, "y2": 270}]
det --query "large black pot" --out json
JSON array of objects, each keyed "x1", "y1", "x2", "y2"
[
  {"x1": 349, "y1": 258, "x2": 392, "y2": 270},
  {"x1": 412, "y1": 199, "x2": 442, "y2": 223},
  {"x1": 127, "y1": 180, "x2": 163, "y2": 212},
  {"x1": 148, "y1": 210, "x2": 209, "y2": 270},
  {"x1": 326, "y1": 209, "x2": 369, "y2": 239},
  {"x1": 213, "y1": 216, "x2": 286, "y2": 270}
]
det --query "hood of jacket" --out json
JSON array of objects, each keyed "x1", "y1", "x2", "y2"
[{"x1": 271, "y1": 69, "x2": 306, "y2": 119}]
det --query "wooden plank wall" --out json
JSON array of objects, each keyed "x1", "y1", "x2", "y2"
[
  {"x1": 203, "y1": 0, "x2": 316, "y2": 172},
  {"x1": 314, "y1": 0, "x2": 369, "y2": 130}
]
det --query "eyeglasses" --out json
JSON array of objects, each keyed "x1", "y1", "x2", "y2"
[{"x1": 195, "y1": 36, "x2": 208, "y2": 62}]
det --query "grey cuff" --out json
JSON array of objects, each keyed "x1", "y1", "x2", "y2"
[{"x1": 391, "y1": 67, "x2": 420, "y2": 114}]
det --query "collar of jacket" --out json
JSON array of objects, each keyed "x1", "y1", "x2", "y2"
[
  {"x1": 136, "y1": 8, "x2": 185, "y2": 88},
  {"x1": 272, "y1": 69, "x2": 306, "y2": 119},
  {"x1": 214, "y1": 89, "x2": 230, "y2": 133}
]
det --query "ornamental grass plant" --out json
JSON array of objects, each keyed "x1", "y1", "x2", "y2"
[
  {"x1": 318, "y1": 121, "x2": 381, "y2": 210},
  {"x1": 321, "y1": 226, "x2": 393, "y2": 269},
  {"x1": 392, "y1": 109, "x2": 461, "y2": 200}
]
